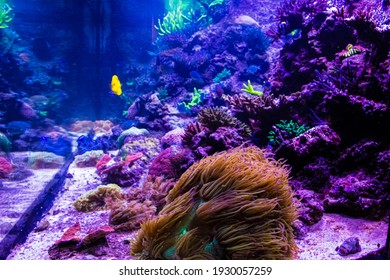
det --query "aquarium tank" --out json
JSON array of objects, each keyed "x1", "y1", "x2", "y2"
[{"x1": 0, "y1": 0, "x2": 389, "y2": 260}]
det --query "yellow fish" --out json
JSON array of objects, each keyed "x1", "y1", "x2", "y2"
[{"x1": 110, "y1": 75, "x2": 122, "y2": 96}]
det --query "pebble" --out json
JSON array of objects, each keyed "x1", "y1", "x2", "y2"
[{"x1": 336, "y1": 237, "x2": 362, "y2": 256}]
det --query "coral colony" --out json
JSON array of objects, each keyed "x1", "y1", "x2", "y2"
[{"x1": 0, "y1": 0, "x2": 389, "y2": 260}]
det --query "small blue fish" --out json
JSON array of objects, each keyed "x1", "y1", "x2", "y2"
[
  {"x1": 189, "y1": 71, "x2": 204, "y2": 84},
  {"x1": 281, "y1": 29, "x2": 302, "y2": 45}
]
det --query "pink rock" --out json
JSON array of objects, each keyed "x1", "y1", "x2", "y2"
[
  {"x1": 124, "y1": 152, "x2": 143, "y2": 165},
  {"x1": 55, "y1": 221, "x2": 81, "y2": 244}
]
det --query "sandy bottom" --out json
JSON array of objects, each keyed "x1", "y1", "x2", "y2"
[
  {"x1": 7, "y1": 162, "x2": 134, "y2": 260},
  {"x1": 296, "y1": 214, "x2": 387, "y2": 260},
  {"x1": 0, "y1": 161, "x2": 60, "y2": 242},
  {"x1": 5, "y1": 161, "x2": 388, "y2": 260}
]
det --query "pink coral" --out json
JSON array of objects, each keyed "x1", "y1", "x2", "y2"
[
  {"x1": 96, "y1": 152, "x2": 144, "y2": 188},
  {"x1": 148, "y1": 146, "x2": 194, "y2": 179},
  {"x1": 0, "y1": 157, "x2": 13, "y2": 178}
]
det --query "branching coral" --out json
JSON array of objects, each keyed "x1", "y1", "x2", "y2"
[
  {"x1": 73, "y1": 184, "x2": 124, "y2": 212},
  {"x1": 0, "y1": 1, "x2": 13, "y2": 29},
  {"x1": 241, "y1": 80, "x2": 263, "y2": 96},
  {"x1": 154, "y1": 8, "x2": 190, "y2": 36},
  {"x1": 177, "y1": 88, "x2": 206, "y2": 112},
  {"x1": 213, "y1": 68, "x2": 231, "y2": 83},
  {"x1": 131, "y1": 146, "x2": 299, "y2": 260}
]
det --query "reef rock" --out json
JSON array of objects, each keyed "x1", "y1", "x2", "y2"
[{"x1": 324, "y1": 171, "x2": 387, "y2": 219}]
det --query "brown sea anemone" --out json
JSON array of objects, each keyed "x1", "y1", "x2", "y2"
[{"x1": 131, "y1": 145, "x2": 299, "y2": 259}]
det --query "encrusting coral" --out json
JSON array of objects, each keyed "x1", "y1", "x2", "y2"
[
  {"x1": 107, "y1": 176, "x2": 174, "y2": 231},
  {"x1": 131, "y1": 145, "x2": 299, "y2": 260},
  {"x1": 73, "y1": 184, "x2": 124, "y2": 212},
  {"x1": 74, "y1": 150, "x2": 104, "y2": 167},
  {"x1": 27, "y1": 152, "x2": 65, "y2": 169}
]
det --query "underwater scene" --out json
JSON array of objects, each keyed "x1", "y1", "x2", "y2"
[{"x1": 0, "y1": 0, "x2": 389, "y2": 260}]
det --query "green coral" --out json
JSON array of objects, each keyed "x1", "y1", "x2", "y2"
[
  {"x1": 73, "y1": 184, "x2": 124, "y2": 212},
  {"x1": 268, "y1": 120, "x2": 310, "y2": 146},
  {"x1": 157, "y1": 87, "x2": 169, "y2": 102},
  {"x1": 154, "y1": 7, "x2": 191, "y2": 36},
  {"x1": 117, "y1": 127, "x2": 150, "y2": 148},
  {"x1": 156, "y1": 0, "x2": 225, "y2": 37},
  {"x1": 0, "y1": 132, "x2": 11, "y2": 154},
  {"x1": 178, "y1": 88, "x2": 206, "y2": 111},
  {"x1": 166, "y1": 0, "x2": 198, "y2": 12},
  {"x1": 241, "y1": 80, "x2": 263, "y2": 96},
  {"x1": 198, "y1": 0, "x2": 225, "y2": 8},
  {"x1": 0, "y1": 1, "x2": 13, "y2": 29},
  {"x1": 213, "y1": 68, "x2": 231, "y2": 83}
]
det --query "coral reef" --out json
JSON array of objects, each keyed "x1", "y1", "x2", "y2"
[
  {"x1": 160, "y1": 128, "x2": 185, "y2": 148},
  {"x1": 116, "y1": 127, "x2": 149, "y2": 149},
  {"x1": 182, "y1": 106, "x2": 252, "y2": 159},
  {"x1": 148, "y1": 145, "x2": 194, "y2": 180},
  {"x1": 108, "y1": 200, "x2": 156, "y2": 231},
  {"x1": 276, "y1": 125, "x2": 341, "y2": 163},
  {"x1": 73, "y1": 184, "x2": 124, "y2": 212},
  {"x1": 1, "y1": 0, "x2": 389, "y2": 261},
  {"x1": 74, "y1": 150, "x2": 104, "y2": 168},
  {"x1": 268, "y1": 119, "x2": 310, "y2": 147},
  {"x1": 225, "y1": 93, "x2": 297, "y2": 144},
  {"x1": 27, "y1": 152, "x2": 65, "y2": 169},
  {"x1": 108, "y1": 176, "x2": 173, "y2": 231},
  {"x1": 131, "y1": 146, "x2": 299, "y2": 260},
  {"x1": 76, "y1": 131, "x2": 118, "y2": 155},
  {"x1": 95, "y1": 152, "x2": 144, "y2": 188},
  {"x1": 48, "y1": 222, "x2": 115, "y2": 260},
  {"x1": 324, "y1": 171, "x2": 387, "y2": 219},
  {"x1": 126, "y1": 175, "x2": 174, "y2": 212}
]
